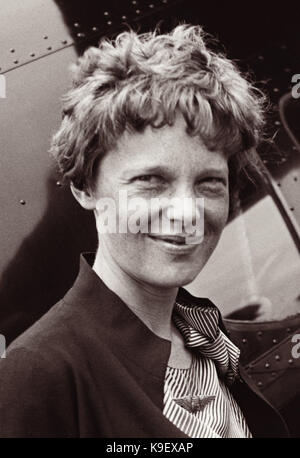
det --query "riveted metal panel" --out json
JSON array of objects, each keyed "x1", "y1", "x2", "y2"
[
  {"x1": 0, "y1": 0, "x2": 73, "y2": 73},
  {"x1": 0, "y1": 46, "x2": 77, "y2": 262},
  {"x1": 0, "y1": 0, "x2": 186, "y2": 73},
  {"x1": 0, "y1": 44, "x2": 98, "y2": 342}
]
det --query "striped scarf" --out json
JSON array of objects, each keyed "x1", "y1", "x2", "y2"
[{"x1": 173, "y1": 300, "x2": 240, "y2": 385}]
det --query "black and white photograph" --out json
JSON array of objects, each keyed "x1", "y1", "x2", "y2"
[{"x1": 0, "y1": 0, "x2": 299, "y2": 442}]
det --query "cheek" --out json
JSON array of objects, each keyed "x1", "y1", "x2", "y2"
[
  {"x1": 204, "y1": 197, "x2": 229, "y2": 235},
  {"x1": 99, "y1": 233, "x2": 144, "y2": 266}
]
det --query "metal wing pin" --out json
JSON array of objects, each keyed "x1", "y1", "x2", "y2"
[{"x1": 173, "y1": 394, "x2": 216, "y2": 414}]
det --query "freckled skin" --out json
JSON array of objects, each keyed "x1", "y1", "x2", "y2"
[{"x1": 93, "y1": 115, "x2": 229, "y2": 289}]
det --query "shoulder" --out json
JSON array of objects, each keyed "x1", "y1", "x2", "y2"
[
  {"x1": 0, "y1": 285, "x2": 114, "y2": 385},
  {"x1": 5, "y1": 299, "x2": 79, "y2": 358},
  {"x1": 0, "y1": 293, "x2": 102, "y2": 387},
  {"x1": 0, "y1": 299, "x2": 79, "y2": 394},
  {"x1": 0, "y1": 299, "x2": 87, "y2": 437}
]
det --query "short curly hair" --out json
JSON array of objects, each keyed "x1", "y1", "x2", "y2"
[{"x1": 50, "y1": 24, "x2": 266, "y2": 212}]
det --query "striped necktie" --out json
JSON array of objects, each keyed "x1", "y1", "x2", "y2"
[{"x1": 173, "y1": 300, "x2": 240, "y2": 385}]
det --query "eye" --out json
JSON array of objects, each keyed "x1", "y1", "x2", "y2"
[
  {"x1": 196, "y1": 176, "x2": 228, "y2": 194},
  {"x1": 134, "y1": 174, "x2": 163, "y2": 184},
  {"x1": 135, "y1": 175, "x2": 155, "y2": 182},
  {"x1": 205, "y1": 177, "x2": 227, "y2": 185}
]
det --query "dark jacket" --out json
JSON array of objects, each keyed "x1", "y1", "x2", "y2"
[{"x1": 0, "y1": 254, "x2": 289, "y2": 438}]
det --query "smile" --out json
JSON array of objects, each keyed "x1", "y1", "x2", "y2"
[{"x1": 147, "y1": 234, "x2": 201, "y2": 254}]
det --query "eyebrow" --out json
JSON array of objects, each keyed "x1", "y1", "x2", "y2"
[
  {"x1": 121, "y1": 166, "x2": 170, "y2": 179},
  {"x1": 121, "y1": 165, "x2": 228, "y2": 179}
]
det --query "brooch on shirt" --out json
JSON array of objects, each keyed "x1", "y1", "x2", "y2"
[{"x1": 174, "y1": 395, "x2": 216, "y2": 414}]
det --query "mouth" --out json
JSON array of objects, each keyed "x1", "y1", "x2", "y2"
[
  {"x1": 150, "y1": 235, "x2": 186, "y2": 245},
  {"x1": 147, "y1": 234, "x2": 202, "y2": 254}
]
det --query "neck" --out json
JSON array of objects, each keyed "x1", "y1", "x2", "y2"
[{"x1": 93, "y1": 246, "x2": 178, "y2": 341}]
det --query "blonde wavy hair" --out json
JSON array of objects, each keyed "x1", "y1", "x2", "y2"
[{"x1": 50, "y1": 24, "x2": 266, "y2": 213}]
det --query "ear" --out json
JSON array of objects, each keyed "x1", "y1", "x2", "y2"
[{"x1": 70, "y1": 183, "x2": 97, "y2": 210}]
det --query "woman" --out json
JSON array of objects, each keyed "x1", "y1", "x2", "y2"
[{"x1": 0, "y1": 25, "x2": 289, "y2": 438}]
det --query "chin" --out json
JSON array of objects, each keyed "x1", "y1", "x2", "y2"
[
  {"x1": 175, "y1": 270, "x2": 202, "y2": 287},
  {"x1": 146, "y1": 266, "x2": 202, "y2": 289}
]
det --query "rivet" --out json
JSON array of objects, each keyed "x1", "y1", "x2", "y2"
[
  {"x1": 92, "y1": 27, "x2": 98, "y2": 32},
  {"x1": 265, "y1": 362, "x2": 270, "y2": 368},
  {"x1": 10, "y1": 48, "x2": 15, "y2": 53},
  {"x1": 132, "y1": 0, "x2": 137, "y2": 4},
  {"x1": 149, "y1": 3, "x2": 154, "y2": 7},
  {"x1": 77, "y1": 33, "x2": 85, "y2": 38},
  {"x1": 277, "y1": 183, "x2": 281, "y2": 187},
  {"x1": 290, "y1": 207, "x2": 294, "y2": 211},
  {"x1": 294, "y1": 176, "x2": 298, "y2": 182},
  {"x1": 104, "y1": 11, "x2": 109, "y2": 16},
  {"x1": 136, "y1": 9, "x2": 141, "y2": 13},
  {"x1": 74, "y1": 22, "x2": 80, "y2": 28},
  {"x1": 43, "y1": 35, "x2": 48, "y2": 39},
  {"x1": 242, "y1": 338, "x2": 247, "y2": 344},
  {"x1": 61, "y1": 39, "x2": 68, "y2": 45},
  {"x1": 257, "y1": 381, "x2": 263, "y2": 387},
  {"x1": 14, "y1": 60, "x2": 19, "y2": 64},
  {"x1": 257, "y1": 331, "x2": 263, "y2": 337},
  {"x1": 30, "y1": 52, "x2": 35, "y2": 57},
  {"x1": 258, "y1": 55, "x2": 264, "y2": 60},
  {"x1": 288, "y1": 359, "x2": 293, "y2": 364},
  {"x1": 286, "y1": 328, "x2": 291, "y2": 333},
  {"x1": 273, "y1": 88, "x2": 279, "y2": 92},
  {"x1": 274, "y1": 120, "x2": 281, "y2": 126},
  {"x1": 272, "y1": 338, "x2": 277, "y2": 344},
  {"x1": 122, "y1": 15, "x2": 127, "y2": 20},
  {"x1": 292, "y1": 146, "x2": 298, "y2": 150},
  {"x1": 19, "y1": 199, "x2": 26, "y2": 205},
  {"x1": 56, "y1": 181, "x2": 62, "y2": 187},
  {"x1": 47, "y1": 46, "x2": 52, "y2": 51},
  {"x1": 107, "y1": 21, "x2": 112, "y2": 25},
  {"x1": 162, "y1": 0, "x2": 168, "y2": 3},
  {"x1": 275, "y1": 355, "x2": 280, "y2": 361}
]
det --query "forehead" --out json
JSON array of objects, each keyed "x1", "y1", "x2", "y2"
[{"x1": 100, "y1": 115, "x2": 228, "y2": 176}]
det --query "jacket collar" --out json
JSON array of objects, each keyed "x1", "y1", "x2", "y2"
[{"x1": 64, "y1": 253, "x2": 171, "y2": 383}]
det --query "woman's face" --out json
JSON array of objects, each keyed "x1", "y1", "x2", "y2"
[{"x1": 93, "y1": 115, "x2": 229, "y2": 288}]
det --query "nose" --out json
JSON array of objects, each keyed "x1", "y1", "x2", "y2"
[{"x1": 163, "y1": 187, "x2": 203, "y2": 236}]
